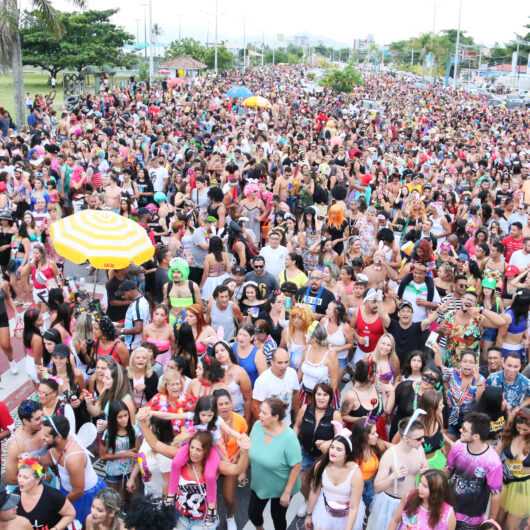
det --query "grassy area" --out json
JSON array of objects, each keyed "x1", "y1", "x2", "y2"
[{"x1": 0, "y1": 71, "x2": 64, "y2": 116}]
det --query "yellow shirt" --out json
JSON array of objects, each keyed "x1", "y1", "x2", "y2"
[{"x1": 279, "y1": 270, "x2": 308, "y2": 289}]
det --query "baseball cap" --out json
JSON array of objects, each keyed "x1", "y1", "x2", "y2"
[
  {"x1": 52, "y1": 344, "x2": 70, "y2": 358},
  {"x1": 136, "y1": 207, "x2": 151, "y2": 218},
  {"x1": 355, "y1": 274, "x2": 369, "y2": 284},
  {"x1": 118, "y1": 280, "x2": 137, "y2": 292},
  {"x1": 505, "y1": 265, "x2": 520, "y2": 278},
  {"x1": 398, "y1": 300, "x2": 414, "y2": 311},
  {"x1": 0, "y1": 484, "x2": 19, "y2": 512}
]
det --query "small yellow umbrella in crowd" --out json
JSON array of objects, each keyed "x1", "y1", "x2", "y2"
[
  {"x1": 243, "y1": 95, "x2": 272, "y2": 109},
  {"x1": 50, "y1": 210, "x2": 154, "y2": 270}
]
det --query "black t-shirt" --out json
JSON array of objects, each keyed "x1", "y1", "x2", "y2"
[
  {"x1": 296, "y1": 285, "x2": 336, "y2": 315},
  {"x1": 149, "y1": 266, "x2": 168, "y2": 305},
  {"x1": 388, "y1": 318, "x2": 426, "y2": 366},
  {"x1": 135, "y1": 176, "x2": 154, "y2": 207},
  {"x1": 106, "y1": 276, "x2": 128, "y2": 322},
  {"x1": 390, "y1": 380, "x2": 416, "y2": 439},
  {"x1": 17, "y1": 484, "x2": 66, "y2": 529}
]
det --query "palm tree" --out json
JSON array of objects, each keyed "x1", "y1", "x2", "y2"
[
  {"x1": 152, "y1": 22, "x2": 162, "y2": 58},
  {"x1": 0, "y1": 0, "x2": 85, "y2": 129}
]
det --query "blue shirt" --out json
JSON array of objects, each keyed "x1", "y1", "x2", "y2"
[{"x1": 486, "y1": 371, "x2": 530, "y2": 409}]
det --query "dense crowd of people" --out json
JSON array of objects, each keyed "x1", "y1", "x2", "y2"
[{"x1": 0, "y1": 64, "x2": 528, "y2": 530}]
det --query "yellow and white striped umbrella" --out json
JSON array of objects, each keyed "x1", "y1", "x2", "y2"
[
  {"x1": 50, "y1": 209, "x2": 155, "y2": 270},
  {"x1": 242, "y1": 95, "x2": 272, "y2": 109}
]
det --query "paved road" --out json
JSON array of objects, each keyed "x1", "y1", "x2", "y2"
[{"x1": 0, "y1": 259, "x2": 305, "y2": 529}]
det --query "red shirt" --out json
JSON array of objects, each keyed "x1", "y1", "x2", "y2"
[
  {"x1": 0, "y1": 401, "x2": 13, "y2": 431},
  {"x1": 501, "y1": 235, "x2": 524, "y2": 262}
]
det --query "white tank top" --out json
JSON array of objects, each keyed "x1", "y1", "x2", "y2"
[
  {"x1": 301, "y1": 349, "x2": 330, "y2": 391},
  {"x1": 321, "y1": 465, "x2": 357, "y2": 505},
  {"x1": 55, "y1": 447, "x2": 98, "y2": 492},
  {"x1": 326, "y1": 322, "x2": 348, "y2": 360}
]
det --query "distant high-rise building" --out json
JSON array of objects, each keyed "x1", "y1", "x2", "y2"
[
  {"x1": 353, "y1": 35, "x2": 375, "y2": 51},
  {"x1": 293, "y1": 34, "x2": 309, "y2": 47}
]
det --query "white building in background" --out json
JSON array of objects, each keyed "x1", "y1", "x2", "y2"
[{"x1": 353, "y1": 35, "x2": 375, "y2": 52}]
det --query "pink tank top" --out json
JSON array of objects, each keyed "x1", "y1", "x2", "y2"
[{"x1": 399, "y1": 502, "x2": 453, "y2": 530}]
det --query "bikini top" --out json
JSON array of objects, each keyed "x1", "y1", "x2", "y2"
[
  {"x1": 506, "y1": 308, "x2": 528, "y2": 335},
  {"x1": 503, "y1": 444, "x2": 530, "y2": 467},
  {"x1": 423, "y1": 427, "x2": 444, "y2": 454},
  {"x1": 146, "y1": 336, "x2": 171, "y2": 353}
]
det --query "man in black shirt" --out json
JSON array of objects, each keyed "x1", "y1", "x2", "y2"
[
  {"x1": 106, "y1": 268, "x2": 130, "y2": 322},
  {"x1": 380, "y1": 300, "x2": 437, "y2": 366},
  {"x1": 146, "y1": 247, "x2": 170, "y2": 304},
  {"x1": 244, "y1": 256, "x2": 279, "y2": 299},
  {"x1": 297, "y1": 269, "x2": 335, "y2": 320}
]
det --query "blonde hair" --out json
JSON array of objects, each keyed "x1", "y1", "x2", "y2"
[
  {"x1": 127, "y1": 347, "x2": 153, "y2": 379},
  {"x1": 288, "y1": 304, "x2": 313, "y2": 336},
  {"x1": 374, "y1": 333, "x2": 400, "y2": 375},
  {"x1": 157, "y1": 366, "x2": 183, "y2": 394}
]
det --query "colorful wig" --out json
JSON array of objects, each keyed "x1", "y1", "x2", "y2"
[
  {"x1": 168, "y1": 257, "x2": 190, "y2": 282},
  {"x1": 327, "y1": 203, "x2": 346, "y2": 229}
]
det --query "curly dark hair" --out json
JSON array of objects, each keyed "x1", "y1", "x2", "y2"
[
  {"x1": 124, "y1": 495, "x2": 176, "y2": 530},
  {"x1": 98, "y1": 315, "x2": 117, "y2": 341}
]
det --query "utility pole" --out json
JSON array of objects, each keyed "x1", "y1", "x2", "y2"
[
  {"x1": 410, "y1": 49, "x2": 414, "y2": 66},
  {"x1": 261, "y1": 33, "x2": 265, "y2": 66},
  {"x1": 214, "y1": 0, "x2": 219, "y2": 75},
  {"x1": 148, "y1": 0, "x2": 154, "y2": 85},
  {"x1": 512, "y1": 39, "x2": 530, "y2": 91},
  {"x1": 135, "y1": 19, "x2": 140, "y2": 45},
  {"x1": 143, "y1": 5, "x2": 148, "y2": 61},
  {"x1": 453, "y1": 0, "x2": 463, "y2": 88},
  {"x1": 242, "y1": 17, "x2": 247, "y2": 72}
]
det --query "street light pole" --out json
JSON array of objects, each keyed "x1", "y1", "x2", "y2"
[
  {"x1": 242, "y1": 17, "x2": 247, "y2": 73},
  {"x1": 143, "y1": 4, "x2": 147, "y2": 61},
  {"x1": 148, "y1": 0, "x2": 154, "y2": 85},
  {"x1": 453, "y1": 0, "x2": 463, "y2": 88},
  {"x1": 214, "y1": 0, "x2": 219, "y2": 75}
]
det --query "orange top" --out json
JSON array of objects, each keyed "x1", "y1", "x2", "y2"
[
  {"x1": 223, "y1": 412, "x2": 248, "y2": 460},
  {"x1": 360, "y1": 453, "x2": 379, "y2": 481}
]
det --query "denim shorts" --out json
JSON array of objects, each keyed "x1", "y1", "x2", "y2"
[
  {"x1": 301, "y1": 448, "x2": 316, "y2": 472},
  {"x1": 176, "y1": 516, "x2": 217, "y2": 530},
  {"x1": 363, "y1": 478, "x2": 375, "y2": 509},
  {"x1": 338, "y1": 357, "x2": 348, "y2": 370}
]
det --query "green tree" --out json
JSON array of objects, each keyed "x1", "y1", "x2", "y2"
[
  {"x1": 165, "y1": 37, "x2": 206, "y2": 62},
  {"x1": 0, "y1": 0, "x2": 85, "y2": 128},
  {"x1": 320, "y1": 64, "x2": 363, "y2": 93},
  {"x1": 165, "y1": 37, "x2": 234, "y2": 71},
  {"x1": 204, "y1": 45, "x2": 234, "y2": 71},
  {"x1": 388, "y1": 29, "x2": 475, "y2": 75},
  {"x1": 21, "y1": 9, "x2": 134, "y2": 78}
]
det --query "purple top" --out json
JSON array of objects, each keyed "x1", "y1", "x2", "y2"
[{"x1": 447, "y1": 440, "x2": 503, "y2": 526}]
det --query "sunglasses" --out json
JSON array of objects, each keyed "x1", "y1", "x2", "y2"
[
  {"x1": 422, "y1": 374, "x2": 439, "y2": 385},
  {"x1": 253, "y1": 264, "x2": 264, "y2": 269}
]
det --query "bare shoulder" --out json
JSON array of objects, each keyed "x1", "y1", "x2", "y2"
[{"x1": 12, "y1": 516, "x2": 33, "y2": 530}]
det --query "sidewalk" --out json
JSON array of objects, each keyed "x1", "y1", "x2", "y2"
[
  {"x1": 0, "y1": 336, "x2": 34, "y2": 412},
  {"x1": 0, "y1": 260, "x2": 107, "y2": 413}
]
